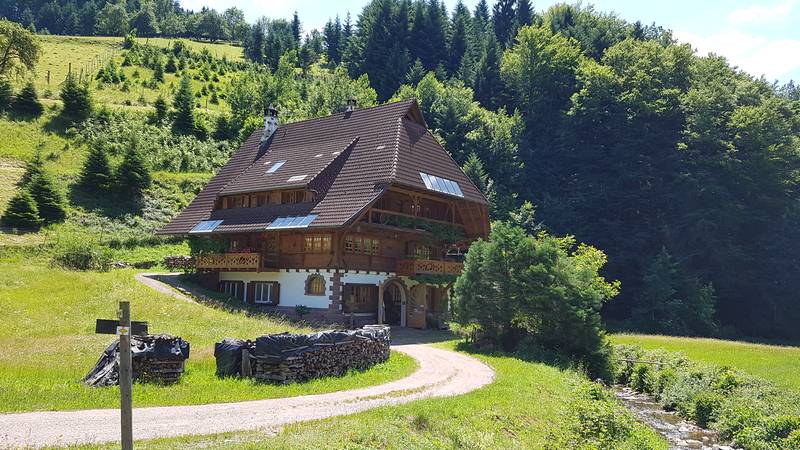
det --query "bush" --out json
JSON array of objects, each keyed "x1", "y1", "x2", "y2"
[
  {"x1": 452, "y1": 222, "x2": 619, "y2": 378},
  {"x1": 14, "y1": 81, "x2": 43, "y2": 116},
  {"x1": 1, "y1": 190, "x2": 41, "y2": 229},
  {"x1": 52, "y1": 240, "x2": 113, "y2": 271}
]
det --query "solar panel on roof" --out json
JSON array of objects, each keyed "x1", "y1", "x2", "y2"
[
  {"x1": 267, "y1": 215, "x2": 317, "y2": 229},
  {"x1": 419, "y1": 172, "x2": 465, "y2": 198},
  {"x1": 189, "y1": 220, "x2": 223, "y2": 233},
  {"x1": 266, "y1": 160, "x2": 286, "y2": 174},
  {"x1": 287, "y1": 175, "x2": 307, "y2": 182}
]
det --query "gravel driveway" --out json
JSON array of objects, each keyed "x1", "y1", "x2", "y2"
[{"x1": 0, "y1": 275, "x2": 495, "y2": 448}]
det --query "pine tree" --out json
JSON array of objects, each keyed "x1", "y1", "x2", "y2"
[
  {"x1": 153, "y1": 58, "x2": 164, "y2": 82},
  {"x1": 1, "y1": 190, "x2": 41, "y2": 229},
  {"x1": 448, "y1": 2, "x2": 472, "y2": 75},
  {"x1": 291, "y1": 11, "x2": 302, "y2": 46},
  {"x1": 173, "y1": 74, "x2": 195, "y2": 135},
  {"x1": 0, "y1": 79, "x2": 12, "y2": 111},
  {"x1": 14, "y1": 81, "x2": 43, "y2": 116},
  {"x1": 115, "y1": 149, "x2": 151, "y2": 197},
  {"x1": 20, "y1": 150, "x2": 43, "y2": 187},
  {"x1": 323, "y1": 16, "x2": 342, "y2": 64},
  {"x1": 29, "y1": 172, "x2": 66, "y2": 224},
  {"x1": 515, "y1": 0, "x2": 534, "y2": 31},
  {"x1": 462, "y1": 153, "x2": 488, "y2": 193},
  {"x1": 79, "y1": 146, "x2": 112, "y2": 191},
  {"x1": 153, "y1": 95, "x2": 168, "y2": 123},
  {"x1": 473, "y1": 0, "x2": 490, "y2": 36},
  {"x1": 474, "y1": 32, "x2": 503, "y2": 110},
  {"x1": 60, "y1": 71, "x2": 92, "y2": 122},
  {"x1": 165, "y1": 54, "x2": 177, "y2": 73},
  {"x1": 492, "y1": 0, "x2": 516, "y2": 47}
]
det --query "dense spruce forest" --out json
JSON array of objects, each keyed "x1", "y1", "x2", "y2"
[{"x1": 2, "y1": 0, "x2": 800, "y2": 341}]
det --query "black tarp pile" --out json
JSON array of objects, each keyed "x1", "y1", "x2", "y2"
[
  {"x1": 214, "y1": 325, "x2": 391, "y2": 384},
  {"x1": 83, "y1": 334, "x2": 190, "y2": 387}
]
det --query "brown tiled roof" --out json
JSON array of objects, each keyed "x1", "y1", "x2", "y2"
[{"x1": 157, "y1": 99, "x2": 488, "y2": 236}]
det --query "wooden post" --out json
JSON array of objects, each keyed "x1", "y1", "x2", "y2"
[
  {"x1": 378, "y1": 281, "x2": 384, "y2": 325},
  {"x1": 118, "y1": 301, "x2": 133, "y2": 450}
]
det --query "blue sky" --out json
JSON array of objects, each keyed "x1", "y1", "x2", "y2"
[{"x1": 179, "y1": 0, "x2": 800, "y2": 84}]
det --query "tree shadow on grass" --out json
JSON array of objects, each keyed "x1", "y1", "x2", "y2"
[
  {"x1": 68, "y1": 184, "x2": 143, "y2": 218},
  {"x1": 453, "y1": 339, "x2": 575, "y2": 372}
]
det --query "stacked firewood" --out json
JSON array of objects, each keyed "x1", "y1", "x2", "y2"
[
  {"x1": 133, "y1": 359, "x2": 186, "y2": 384},
  {"x1": 245, "y1": 325, "x2": 391, "y2": 384},
  {"x1": 162, "y1": 255, "x2": 194, "y2": 271}
]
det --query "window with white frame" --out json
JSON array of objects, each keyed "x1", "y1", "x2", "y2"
[{"x1": 251, "y1": 281, "x2": 279, "y2": 305}]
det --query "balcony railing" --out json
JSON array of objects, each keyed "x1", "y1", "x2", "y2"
[
  {"x1": 195, "y1": 253, "x2": 260, "y2": 271},
  {"x1": 396, "y1": 259, "x2": 464, "y2": 277}
]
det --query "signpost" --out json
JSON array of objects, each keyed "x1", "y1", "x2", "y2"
[{"x1": 95, "y1": 302, "x2": 147, "y2": 450}]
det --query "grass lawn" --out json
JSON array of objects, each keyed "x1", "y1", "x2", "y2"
[
  {"x1": 611, "y1": 333, "x2": 800, "y2": 391},
  {"x1": 86, "y1": 342, "x2": 666, "y2": 450},
  {"x1": 0, "y1": 260, "x2": 416, "y2": 413}
]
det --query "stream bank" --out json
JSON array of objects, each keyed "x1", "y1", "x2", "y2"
[{"x1": 613, "y1": 386, "x2": 740, "y2": 450}]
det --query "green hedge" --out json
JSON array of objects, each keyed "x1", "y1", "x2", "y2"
[{"x1": 612, "y1": 344, "x2": 800, "y2": 449}]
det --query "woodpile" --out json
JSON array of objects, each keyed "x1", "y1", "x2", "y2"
[
  {"x1": 133, "y1": 359, "x2": 186, "y2": 385},
  {"x1": 163, "y1": 255, "x2": 194, "y2": 271},
  {"x1": 220, "y1": 325, "x2": 391, "y2": 384},
  {"x1": 83, "y1": 334, "x2": 190, "y2": 387}
]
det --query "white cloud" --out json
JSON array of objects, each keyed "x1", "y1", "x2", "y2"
[
  {"x1": 675, "y1": 29, "x2": 800, "y2": 81},
  {"x1": 728, "y1": 0, "x2": 795, "y2": 25}
]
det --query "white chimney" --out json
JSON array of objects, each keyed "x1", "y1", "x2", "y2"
[
  {"x1": 261, "y1": 105, "x2": 279, "y2": 142},
  {"x1": 346, "y1": 96, "x2": 357, "y2": 112}
]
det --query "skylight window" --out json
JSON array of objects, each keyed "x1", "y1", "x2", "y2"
[
  {"x1": 287, "y1": 175, "x2": 307, "y2": 182},
  {"x1": 189, "y1": 220, "x2": 223, "y2": 234},
  {"x1": 420, "y1": 172, "x2": 464, "y2": 198},
  {"x1": 266, "y1": 160, "x2": 286, "y2": 174},
  {"x1": 267, "y1": 215, "x2": 317, "y2": 229}
]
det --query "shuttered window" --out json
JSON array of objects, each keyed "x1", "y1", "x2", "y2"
[{"x1": 250, "y1": 281, "x2": 280, "y2": 305}]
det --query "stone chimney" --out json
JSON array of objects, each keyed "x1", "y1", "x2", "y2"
[
  {"x1": 346, "y1": 96, "x2": 357, "y2": 112},
  {"x1": 261, "y1": 104, "x2": 279, "y2": 143}
]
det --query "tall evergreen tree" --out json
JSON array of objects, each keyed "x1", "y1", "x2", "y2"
[
  {"x1": 20, "y1": 150, "x2": 43, "y2": 187},
  {"x1": 153, "y1": 57, "x2": 164, "y2": 82},
  {"x1": 60, "y1": 71, "x2": 92, "y2": 122},
  {"x1": 474, "y1": 32, "x2": 503, "y2": 110},
  {"x1": 79, "y1": 146, "x2": 112, "y2": 191},
  {"x1": 473, "y1": 0, "x2": 491, "y2": 36},
  {"x1": 515, "y1": 0, "x2": 534, "y2": 31},
  {"x1": 1, "y1": 189, "x2": 40, "y2": 229},
  {"x1": 447, "y1": 1, "x2": 471, "y2": 75},
  {"x1": 462, "y1": 152, "x2": 488, "y2": 193},
  {"x1": 323, "y1": 16, "x2": 342, "y2": 64},
  {"x1": 172, "y1": 73, "x2": 195, "y2": 135},
  {"x1": 152, "y1": 95, "x2": 168, "y2": 124},
  {"x1": 492, "y1": 0, "x2": 516, "y2": 47},
  {"x1": 29, "y1": 171, "x2": 66, "y2": 224},
  {"x1": 291, "y1": 11, "x2": 301, "y2": 47},
  {"x1": 13, "y1": 81, "x2": 43, "y2": 116}
]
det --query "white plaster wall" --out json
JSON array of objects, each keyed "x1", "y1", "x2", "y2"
[{"x1": 219, "y1": 270, "x2": 333, "y2": 309}]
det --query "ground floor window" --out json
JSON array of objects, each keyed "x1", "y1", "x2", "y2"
[
  {"x1": 306, "y1": 274, "x2": 326, "y2": 295},
  {"x1": 219, "y1": 280, "x2": 244, "y2": 301},
  {"x1": 343, "y1": 284, "x2": 378, "y2": 313},
  {"x1": 250, "y1": 281, "x2": 280, "y2": 305}
]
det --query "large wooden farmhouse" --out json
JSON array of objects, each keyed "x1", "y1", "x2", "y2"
[{"x1": 159, "y1": 99, "x2": 489, "y2": 328}]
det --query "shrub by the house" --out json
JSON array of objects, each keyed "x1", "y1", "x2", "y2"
[{"x1": 452, "y1": 222, "x2": 619, "y2": 377}]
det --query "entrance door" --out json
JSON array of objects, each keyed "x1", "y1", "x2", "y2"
[
  {"x1": 407, "y1": 285, "x2": 428, "y2": 329},
  {"x1": 383, "y1": 282, "x2": 403, "y2": 326}
]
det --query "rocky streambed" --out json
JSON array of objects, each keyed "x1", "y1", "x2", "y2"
[{"x1": 613, "y1": 386, "x2": 740, "y2": 450}]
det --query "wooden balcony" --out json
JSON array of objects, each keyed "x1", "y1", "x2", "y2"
[
  {"x1": 396, "y1": 259, "x2": 464, "y2": 277},
  {"x1": 195, "y1": 253, "x2": 260, "y2": 271}
]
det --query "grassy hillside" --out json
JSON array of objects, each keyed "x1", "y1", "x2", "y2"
[
  {"x1": 611, "y1": 333, "x2": 800, "y2": 391},
  {"x1": 0, "y1": 257, "x2": 415, "y2": 412}
]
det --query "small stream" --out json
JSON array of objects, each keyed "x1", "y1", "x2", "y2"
[{"x1": 613, "y1": 386, "x2": 740, "y2": 450}]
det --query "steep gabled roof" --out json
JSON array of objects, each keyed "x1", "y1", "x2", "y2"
[{"x1": 158, "y1": 99, "x2": 487, "y2": 235}]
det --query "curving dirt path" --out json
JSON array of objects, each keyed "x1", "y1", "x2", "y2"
[{"x1": 0, "y1": 277, "x2": 495, "y2": 449}]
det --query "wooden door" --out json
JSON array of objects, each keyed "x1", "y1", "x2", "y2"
[{"x1": 407, "y1": 285, "x2": 428, "y2": 329}]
